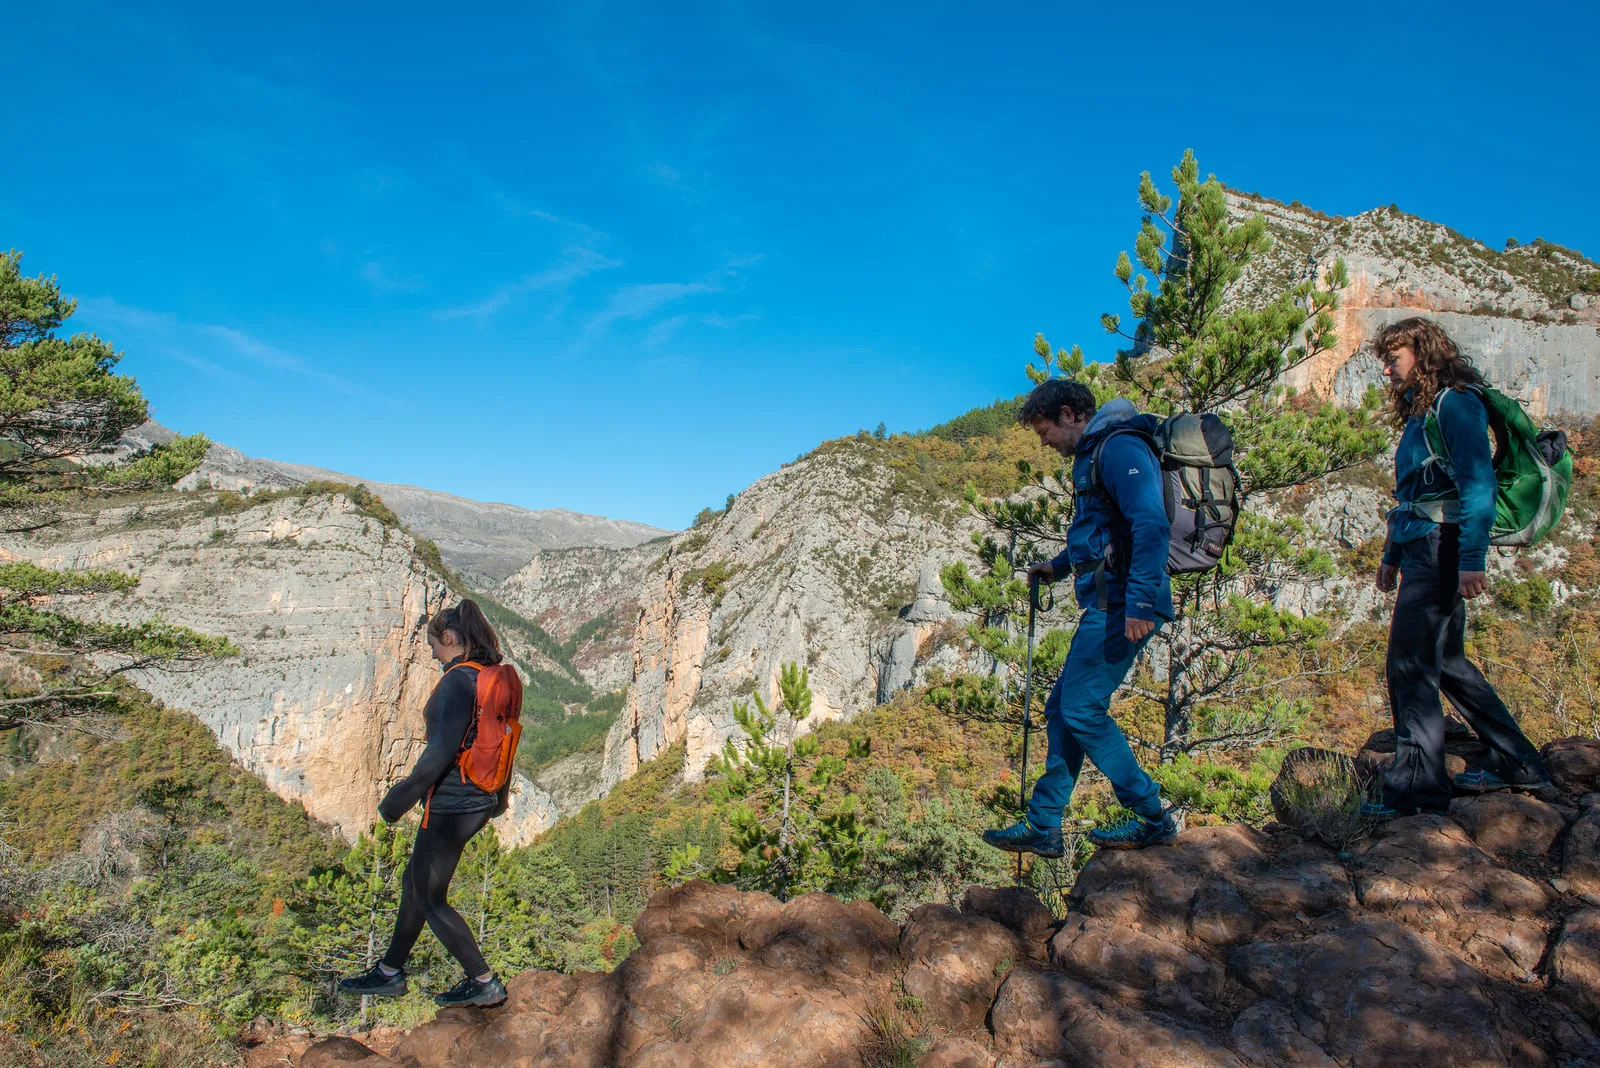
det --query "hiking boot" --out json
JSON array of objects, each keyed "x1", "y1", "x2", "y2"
[
  {"x1": 1088, "y1": 808, "x2": 1178, "y2": 850},
  {"x1": 1454, "y1": 768, "x2": 1553, "y2": 794},
  {"x1": 338, "y1": 963, "x2": 407, "y2": 998},
  {"x1": 433, "y1": 974, "x2": 507, "y2": 1008},
  {"x1": 1358, "y1": 800, "x2": 1403, "y2": 822},
  {"x1": 981, "y1": 818, "x2": 1064, "y2": 858}
]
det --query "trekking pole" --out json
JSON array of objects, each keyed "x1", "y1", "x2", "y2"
[{"x1": 1016, "y1": 574, "x2": 1043, "y2": 885}]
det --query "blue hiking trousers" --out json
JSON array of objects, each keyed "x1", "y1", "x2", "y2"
[{"x1": 1026, "y1": 607, "x2": 1162, "y2": 828}]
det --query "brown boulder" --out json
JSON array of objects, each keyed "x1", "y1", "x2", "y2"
[
  {"x1": 1545, "y1": 738, "x2": 1600, "y2": 795},
  {"x1": 1565, "y1": 798, "x2": 1600, "y2": 898},
  {"x1": 918, "y1": 1036, "x2": 996, "y2": 1068},
  {"x1": 900, "y1": 904, "x2": 1033, "y2": 1031},
  {"x1": 1551, "y1": 909, "x2": 1600, "y2": 1024},
  {"x1": 634, "y1": 879, "x2": 780, "y2": 952},
  {"x1": 388, "y1": 1008, "x2": 483, "y2": 1067},
  {"x1": 1049, "y1": 913, "x2": 1233, "y2": 1023},
  {"x1": 1228, "y1": 1000, "x2": 1339, "y2": 1066},
  {"x1": 608, "y1": 934, "x2": 717, "y2": 1061},
  {"x1": 466, "y1": 970, "x2": 614, "y2": 1068},
  {"x1": 1188, "y1": 880, "x2": 1259, "y2": 946},
  {"x1": 1351, "y1": 814, "x2": 1552, "y2": 978},
  {"x1": 298, "y1": 1038, "x2": 400, "y2": 1067},
  {"x1": 989, "y1": 967, "x2": 1244, "y2": 1067},
  {"x1": 960, "y1": 885, "x2": 1054, "y2": 943},
  {"x1": 1449, "y1": 792, "x2": 1569, "y2": 863},
  {"x1": 1236, "y1": 857, "x2": 1354, "y2": 923},
  {"x1": 736, "y1": 892, "x2": 899, "y2": 984},
  {"x1": 665, "y1": 962, "x2": 873, "y2": 1066},
  {"x1": 1227, "y1": 919, "x2": 1541, "y2": 1066},
  {"x1": 1069, "y1": 824, "x2": 1270, "y2": 937}
]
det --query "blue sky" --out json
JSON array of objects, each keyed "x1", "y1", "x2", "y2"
[{"x1": 5, "y1": 1, "x2": 1596, "y2": 530}]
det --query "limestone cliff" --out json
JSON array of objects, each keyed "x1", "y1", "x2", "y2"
[
  {"x1": 1226, "y1": 192, "x2": 1600, "y2": 416},
  {"x1": 587, "y1": 440, "x2": 984, "y2": 791},
  {"x1": 497, "y1": 542, "x2": 668, "y2": 693},
  {"x1": 1, "y1": 489, "x2": 560, "y2": 846}
]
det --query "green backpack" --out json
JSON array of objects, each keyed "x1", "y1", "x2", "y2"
[{"x1": 1420, "y1": 384, "x2": 1572, "y2": 547}]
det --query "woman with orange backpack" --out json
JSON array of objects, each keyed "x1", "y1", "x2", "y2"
[{"x1": 339, "y1": 599, "x2": 521, "y2": 1008}]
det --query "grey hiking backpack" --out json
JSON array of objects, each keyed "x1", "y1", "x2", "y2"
[{"x1": 1088, "y1": 412, "x2": 1240, "y2": 575}]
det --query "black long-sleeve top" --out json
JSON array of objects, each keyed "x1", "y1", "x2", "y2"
[{"x1": 378, "y1": 658, "x2": 496, "y2": 821}]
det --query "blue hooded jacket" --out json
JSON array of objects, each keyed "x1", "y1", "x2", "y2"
[
  {"x1": 1381, "y1": 387, "x2": 1495, "y2": 573},
  {"x1": 1047, "y1": 399, "x2": 1174, "y2": 623}
]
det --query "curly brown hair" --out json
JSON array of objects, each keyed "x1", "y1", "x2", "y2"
[{"x1": 1374, "y1": 317, "x2": 1484, "y2": 429}]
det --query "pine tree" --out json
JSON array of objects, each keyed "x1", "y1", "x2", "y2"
[
  {"x1": 0, "y1": 250, "x2": 232, "y2": 732},
  {"x1": 709, "y1": 663, "x2": 870, "y2": 900},
  {"x1": 941, "y1": 152, "x2": 1388, "y2": 764}
]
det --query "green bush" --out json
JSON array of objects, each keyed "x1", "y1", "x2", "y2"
[{"x1": 1494, "y1": 574, "x2": 1554, "y2": 615}]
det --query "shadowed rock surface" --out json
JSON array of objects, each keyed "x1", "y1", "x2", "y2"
[{"x1": 259, "y1": 738, "x2": 1600, "y2": 1067}]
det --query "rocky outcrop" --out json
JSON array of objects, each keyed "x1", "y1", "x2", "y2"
[
  {"x1": 122, "y1": 421, "x2": 672, "y2": 583},
  {"x1": 1, "y1": 489, "x2": 559, "y2": 845},
  {"x1": 1226, "y1": 193, "x2": 1600, "y2": 418},
  {"x1": 597, "y1": 441, "x2": 982, "y2": 789},
  {"x1": 497, "y1": 542, "x2": 666, "y2": 692},
  {"x1": 275, "y1": 740, "x2": 1600, "y2": 1066}
]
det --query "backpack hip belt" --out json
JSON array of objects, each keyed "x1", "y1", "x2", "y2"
[{"x1": 1393, "y1": 498, "x2": 1462, "y2": 524}]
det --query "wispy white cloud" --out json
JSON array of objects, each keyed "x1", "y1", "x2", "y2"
[
  {"x1": 74, "y1": 297, "x2": 364, "y2": 396},
  {"x1": 436, "y1": 247, "x2": 621, "y2": 321},
  {"x1": 577, "y1": 281, "x2": 712, "y2": 350},
  {"x1": 358, "y1": 260, "x2": 427, "y2": 293},
  {"x1": 643, "y1": 313, "x2": 692, "y2": 349},
  {"x1": 486, "y1": 191, "x2": 611, "y2": 246},
  {"x1": 700, "y1": 312, "x2": 760, "y2": 329}
]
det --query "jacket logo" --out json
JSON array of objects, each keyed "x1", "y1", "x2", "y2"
[{"x1": 1127, "y1": 467, "x2": 1140, "y2": 475}]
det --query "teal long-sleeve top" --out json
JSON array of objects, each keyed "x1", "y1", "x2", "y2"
[{"x1": 1382, "y1": 387, "x2": 1495, "y2": 572}]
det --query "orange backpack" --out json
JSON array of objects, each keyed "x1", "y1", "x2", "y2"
[{"x1": 424, "y1": 660, "x2": 524, "y2": 825}]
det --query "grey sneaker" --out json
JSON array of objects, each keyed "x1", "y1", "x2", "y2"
[
  {"x1": 433, "y1": 974, "x2": 507, "y2": 1008},
  {"x1": 338, "y1": 963, "x2": 407, "y2": 998},
  {"x1": 1088, "y1": 807, "x2": 1178, "y2": 850},
  {"x1": 981, "y1": 818, "x2": 1065, "y2": 858}
]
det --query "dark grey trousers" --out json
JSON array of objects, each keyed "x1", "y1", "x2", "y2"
[{"x1": 1382, "y1": 525, "x2": 1547, "y2": 811}]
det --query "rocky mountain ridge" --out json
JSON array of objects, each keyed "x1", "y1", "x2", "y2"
[
  {"x1": 122, "y1": 421, "x2": 673, "y2": 584},
  {"x1": 253, "y1": 736, "x2": 1600, "y2": 1067}
]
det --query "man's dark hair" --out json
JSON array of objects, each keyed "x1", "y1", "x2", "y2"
[{"x1": 1018, "y1": 379, "x2": 1097, "y2": 426}]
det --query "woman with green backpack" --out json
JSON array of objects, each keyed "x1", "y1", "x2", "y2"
[{"x1": 1365, "y1": 317, "x2": 1556, "y2": 819}]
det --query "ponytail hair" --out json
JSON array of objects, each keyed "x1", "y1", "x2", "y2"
[{"x1": 427, "y1": 598, "x2": 503, "y2": 665}]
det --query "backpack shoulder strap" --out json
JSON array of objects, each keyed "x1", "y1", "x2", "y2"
[{"x1": 1087, "y1": 426, "x2": 1157, "y2": 498}]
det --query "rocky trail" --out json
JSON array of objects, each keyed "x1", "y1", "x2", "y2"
[{"x1": 245, "y1": 736, "x2": 1600, "y2": 1067}]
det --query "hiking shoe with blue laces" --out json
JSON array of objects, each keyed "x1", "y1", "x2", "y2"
[
  {"x1": 1454, "y1": 768, "x2": 1552, "y2": 794},
  {"x1": 1358, "y1": 800, "x2": 1403, "y2": 821},
  {"x1": 981, "y1": 818, "x2": 1065, "y2": 858},
  {"x1": 338, "y1": 963, "x2": 407, "y2": 998},
  {"x1": 1088, "y1": 808, "x2": 1178, "y2": 850},
  {"x1": 433, "y1": 974, "x2": 507, "y2": 1008}
]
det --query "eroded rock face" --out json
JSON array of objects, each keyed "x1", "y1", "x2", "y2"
[
  {"x1": 1227, "y1": 193, "x2": 1600, "y2": 419},
  {"x1": 595, "y1": 443, "x2": 986, "y2": 790},
  {"x1": 292, "y1": 744, "x2": 1600, "y2": 1068}
]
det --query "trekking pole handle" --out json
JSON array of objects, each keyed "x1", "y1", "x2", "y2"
[{"x1": 1028, "y1": 574, "x2": 1052, "y2": 614}]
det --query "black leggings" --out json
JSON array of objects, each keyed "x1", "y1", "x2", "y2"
[
  {"x1": 1382, "y1": 525, "x2": 1547, "y2": 811},
  {"x1": 382, "y1": 808, "x2": 493, "y2": 978}
]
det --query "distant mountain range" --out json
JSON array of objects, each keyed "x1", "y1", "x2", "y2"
[{"x1": 123, "y1": 422, "x2": 674, "y2": 583}]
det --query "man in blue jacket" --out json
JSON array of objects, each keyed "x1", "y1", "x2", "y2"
[{"x1": 983, "y1": 379, "x2": 1178, "y2": 856}]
